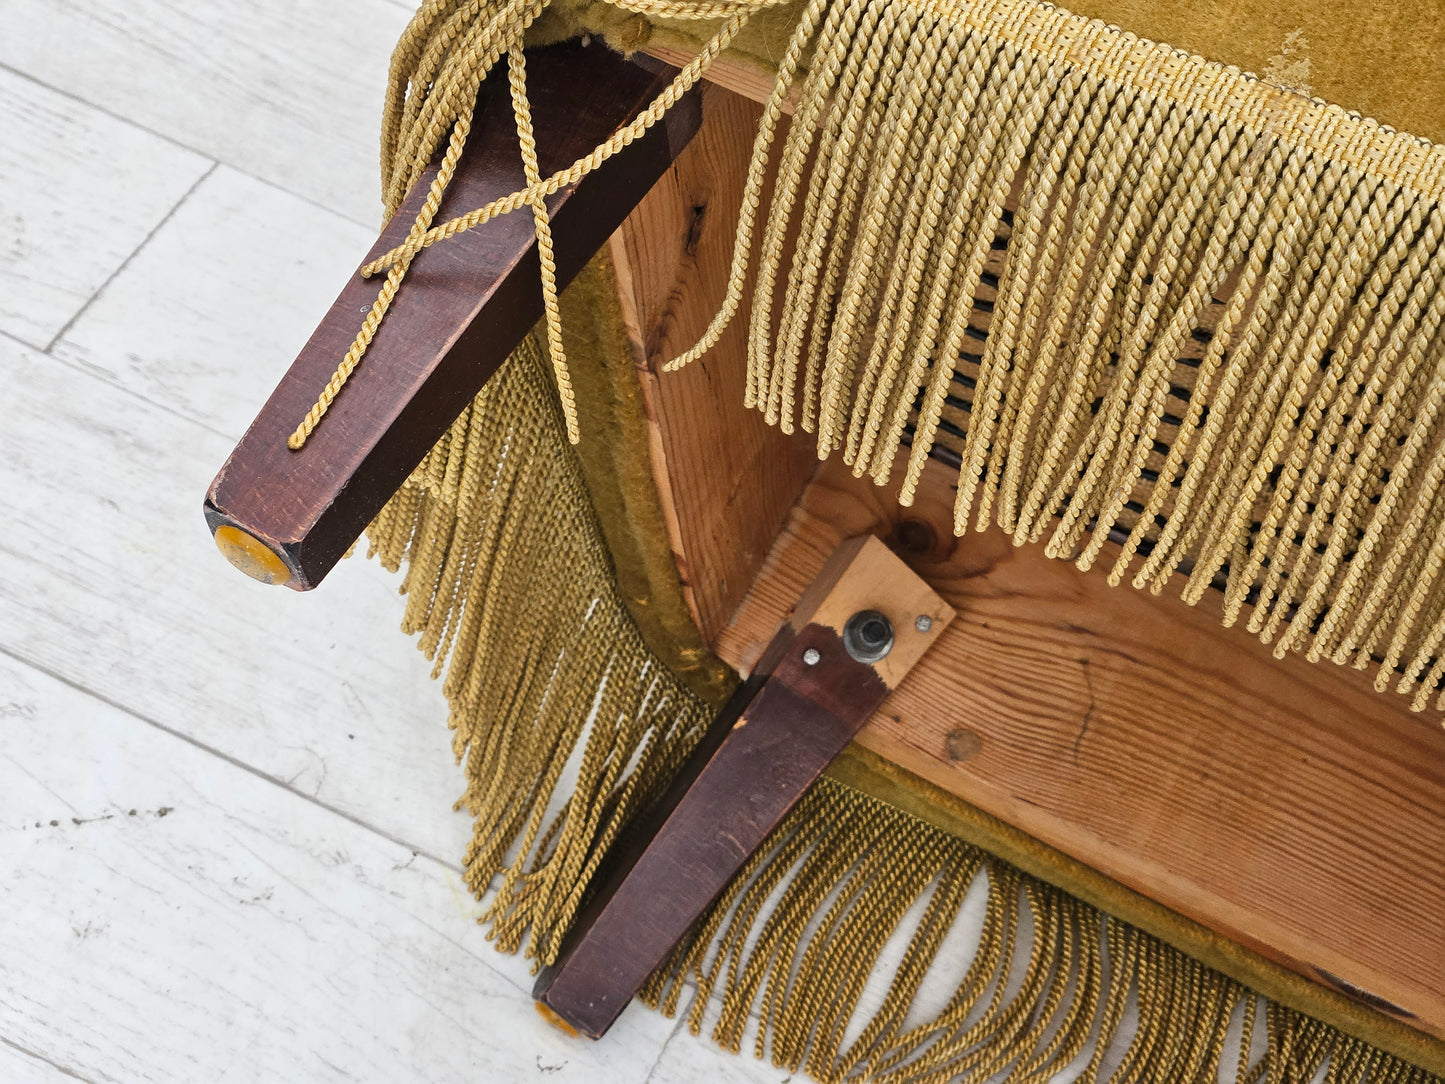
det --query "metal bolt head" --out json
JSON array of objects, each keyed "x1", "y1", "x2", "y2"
[
  {"x1": 915, "y1": 615, "x2": 933, "y2": 633},
  {"x1": 842, "y1": 610, "x2": 894, "y2": 663},
  {"x1": 802, "y1": 647, "x2": 821, "y2": 666}
]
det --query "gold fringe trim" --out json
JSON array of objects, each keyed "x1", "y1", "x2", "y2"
[
  {"x1": 371, "y1": 337, "x2": 1440, "y2": 1082},
  {"x1": 360, "y1": 0, "x2": 1445, "y2": 710},
  {"x1": 367, "y1": 335, "x2": 713, "y2": 963},
  {"x1": 287, "y1": 0, "x2": 789, "y2": 450},
  {"x1": 668, "y1": 0, "x2": 1445, "y2": 712},
  {"x1": 642, "y1": 776, "x2": 1442, "y2": 1084}
]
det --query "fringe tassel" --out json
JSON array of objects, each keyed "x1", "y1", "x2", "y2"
[
  {"x1": 641, "y1": 777, "x2": 1439, "y2": 1084},
  {"x1": 356, "y1": 1, "x2": 1445, "y2": 1073},
  {"x1": 687, "y1": 0, "x2": 1445, "y2": 711},
  {"x1": 365, "y1": 0, "x2": 1445, "y2": 710},
  {"x1": 371, "y1": 337, "x2": 1438, "y2": 1083},
  {"x1": 367, "y1": 335, "x2": 714, "y2": 964}
]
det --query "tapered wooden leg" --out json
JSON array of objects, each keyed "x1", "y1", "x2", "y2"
[
  {"x1": 533, "y1": 536, "x2": 954, "y2": 1038},
  {"x1": 205, "y1": 42, "x2": 701, "y2": 590}
]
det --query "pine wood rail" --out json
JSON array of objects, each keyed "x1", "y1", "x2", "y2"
[{"x1": 711, "y1": 450, "x2": 1445, "y2": 1043}]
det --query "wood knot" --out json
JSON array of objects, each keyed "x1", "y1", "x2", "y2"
[
  {"x1": 945, "y1": 728, "x2": 983, "y2": 762},
  {"x1": 684, "y1": 201, "x2": 707, "y2": 256},
  {"x1": 889, "y1": 517, "x2": 955, "y2": 563}
]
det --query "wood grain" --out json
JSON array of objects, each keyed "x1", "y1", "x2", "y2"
[
  {"x1": 0, "y1": 66, "x2": 210, "y2": 350},
  {"x1": 536, "y1": 537, "x2": 950, "y2": 1038},
  {"x1": 644, "y1": 43, "x2": 799, "y2": 113},
  {"x1": 0, "y1": 333, "x2": 474, "y2": 868},
  {"x1": 0, "y1": 651, "x2": 683, "y2": 1083},
  {"x1": 713, "y1": 450, "x2": 1445, "y2": 1041},
  {"x1": 0, "y1": 0, "x2": 411, "y2": 226},
  {"x1": 206, "y1": 43, "x2": 700, "y2": 590},
  {"x1": 611, "y1": 83, "x2": 817, "y2": 641},
  {"x1": 0, "y1": 43, "x2": 835, "y2": 1077},
  {"x1": 7, "y1": 3, "x2": 1432, "y2": 1072},
  {"x1": 51, "y1": 165, "x2": 375, "y2": 441}
]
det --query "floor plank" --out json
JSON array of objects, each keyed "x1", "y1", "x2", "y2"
[
  {"x1": 51, "y1": 164, "x2": 375, "y2": 439},
  {"x1": 646, "y1": 1032, "x2": 794, "y2": 1084},
  {"x1": 0, "y1": 40, "x2": 864, "y2": 1075},
  {"x1": 0, "y1": 331, "x2": 470, "y2": 866},
  {"x1": 0, "y1": 66, "x2": 209, "y2": 350},
  {"x1": 0, "y1": 0, "x2": 410, "y2": 226},
  {"x1": 0, "y1": 2, "x2": 1378, "y2": 1077},
  {"x1": 0, "y1": 650, "x2": 681, "y2": 1083}
]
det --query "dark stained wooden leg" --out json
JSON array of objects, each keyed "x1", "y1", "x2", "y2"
[
  {"x1": 204, "y1": 42, "x2": 702, "y2": 590},
  {"x1": 533, "y1": 536, "x2": 954, "y2": 1038}
]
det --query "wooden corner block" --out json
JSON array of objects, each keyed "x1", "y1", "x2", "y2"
[{"x1": 788, "y1": 534, "x2": 955, "y2": 690}]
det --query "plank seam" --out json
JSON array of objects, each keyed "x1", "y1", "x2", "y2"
[
  {"x1": 0, "y1": 60, "x2": 384, "y2": 233},
  {"x1": 0, "y1": 1036, "x2": 93, "y2": 1083},
  {"x1": 43, "y1": 162, "x2": 219, "y2": 354},
  {"x1": 0, "y1": 642, "x2": 462, "y2": 878}
]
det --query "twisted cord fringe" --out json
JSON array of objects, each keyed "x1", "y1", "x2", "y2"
[
  {"x1": 367, "y1": 336, "x2": 715, "y2": 962},
  {"x1": 360, "y1": 0, "x2": 1445, "y2": 710},
  {"x1": 642, "y1": 777, "x2": 1441, "y2": 1084},
  {"x1": 371, "y1": 338, "x2": 1439, "y2": 1083},
  {"x1": 662, "y1": 0, "x2": 1445, "y2": 711},
  {"x1": 288, "y1": 0, "x2": 789, "y2": 450}
]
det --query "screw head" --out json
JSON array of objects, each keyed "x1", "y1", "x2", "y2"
[
  {"x1": 915, "y1": 615, "x2": 933, "y2": 633},
  {"x1": 802, "y1": 648, "x2": 822, "y2": 666}
]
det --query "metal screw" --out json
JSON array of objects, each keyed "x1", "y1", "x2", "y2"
[
  {"x1": 802, "y1": 648, "x2": 821, "y2": 666},
  {"x1": 915, "y1": 615, "x2": 933, "y2": 633}
]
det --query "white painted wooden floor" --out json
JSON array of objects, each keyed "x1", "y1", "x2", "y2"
[{"x1": 0, "y1": 3, "x2": 796, "y2": 1080}]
